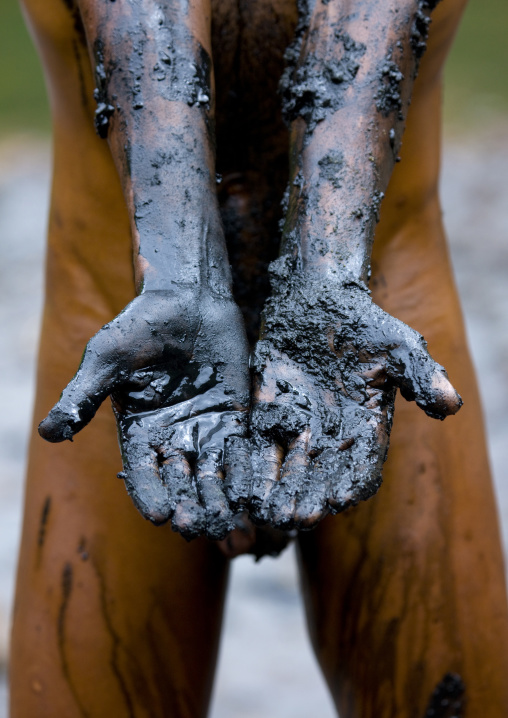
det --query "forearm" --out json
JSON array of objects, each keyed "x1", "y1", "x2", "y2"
[
  {"x1": 77, "y1": 0, "x2": 231, "y2": 293},
  {"x1": 279, "y1": 0, "x2": 439, "y2": 283}
]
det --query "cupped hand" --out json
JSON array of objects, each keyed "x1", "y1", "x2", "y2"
[
  {"x1": 39, "y1": 287, "x2": 252, "y2": 540},
  {"x1": 248, "y1": 268, "x2": 462, "y2": 530}
]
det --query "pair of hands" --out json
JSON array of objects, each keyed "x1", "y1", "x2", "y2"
[{"x1": 39, "y1": 275, "x2": 461, "y2": 541}]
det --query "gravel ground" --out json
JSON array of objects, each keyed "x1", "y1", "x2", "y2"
[{"x1": 0, "y1": 125, "x2": 507, "y2": 717}]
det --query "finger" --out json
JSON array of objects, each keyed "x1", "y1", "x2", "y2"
[
  {"x1": 195, "y1": 449, "x2": 234, "y2": 541},
  {"x1": 218, "y1": 519, "x2": 295, "y2": 560},
  {"x1": 217, "y1": 512, "x2": 257, "y2": 559},
  {"x1": 161, "y1": 452, "x2": 206, "y2": 540},
  {"x1": 320, "y1": 447, "x2": 357, "y2": 514},
  {"x1": 294, "y1": 464, "x2": 330, "y2": 530},
  {"x1": 326, "y1": 433, "x2": 384, "y2": 514},
  {"x1": 223, "y1": 436, "x2": 253, "y2": 510},
  {"x1": 384, "y1": 323, "x2": 462, "y2": 419},
  {"x1": 268, "y1": 431, "x2": 310, "y2": 530},
  {"x1": 38, "y1": 331, "x2": 118, "y2": 442},
  {"x1": 122, "y1": 448, "x2": 173, "y2": 526},
  {"x1": 249, "y1": 439, "x2": 283, "y2": 525}
]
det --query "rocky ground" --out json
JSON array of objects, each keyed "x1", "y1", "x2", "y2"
[{"x1": 0, "y1": 124, "x2": 507, "y2": 717}]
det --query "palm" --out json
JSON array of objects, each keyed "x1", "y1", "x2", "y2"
[
  {"x1": 249, "y1": 276, "x2": 461, "y2": 530},
  {"x1": 39, "y1": 287, "x2": 251, "y2": 540}
]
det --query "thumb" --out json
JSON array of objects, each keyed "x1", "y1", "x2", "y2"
[
  {"x1": 384, "y1": 322, "x2": 462, "y2": 420},
  {"x1": 39, "y1": 331, "x2": 119, "y2": 442}
]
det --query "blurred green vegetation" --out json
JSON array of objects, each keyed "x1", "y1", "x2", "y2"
[
  {"x1": 443, "y1": 0, "x2": 508, "y2": 125},
  {"x1": 0, "y1": 0, "x2": 506, "y2": 134},
  {"x1": 0, "y1": 0, "x2": 50, "y2": 134}
]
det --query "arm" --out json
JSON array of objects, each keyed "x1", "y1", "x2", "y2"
[
  {"x1": 281, "y1": 0, "x2": 438, "y2": 280},
  {"x1": 39, "y1": 0, "x2": 251, "y2": 540},
  {"x1": 81, "y1": 0, "x2": 227, "y2": 294},
  {"x1": 249, "y1": 0, "x2": 462, "y2": 529}
]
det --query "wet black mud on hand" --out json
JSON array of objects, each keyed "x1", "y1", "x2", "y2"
[
  {"x1": 262, "y1": 266, "x2": 461, "y2": 421},
  {"x1": 248, "y1": 269, "x2": 461, "y2": 531},
  {"x1": 39, "y1": 288, "x2": 252, "y2": 542}
]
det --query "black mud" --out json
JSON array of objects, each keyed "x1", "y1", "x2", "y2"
[
  {"x1": 376, "y1": 57, "x2": 404, "y2": 119},
  {"x1": 280, "y1": 1, "x2": 366, "y2": 136},
  {"x1": 318, "y1": 151, "x2": 345, "y2": 189},
  {"x1": 93, "y1": 39, "x2": 115, "y2": 139},
  {"x1": 37, "y1": 495, "x2": 51, "y2": 550},
  {"x1": 249, "y1": 272, "x2": 390, "y2": 523},
  {"x1": 39, "y1": 288, "x2": 251, "y2": 544},
  {"x1": 109, "y1": 6, "x2": 212, "y2": 115},
  {"x1": 90, "y1": 3, "x2": 213, "y2": 142},
  {"x1": 424, "y1": 673, "x2": 466, "y2": 718},
  {"x1": 411, "y1": 0, "x2": 442, "y2": 64},
  {"x1": 248, "y1": 259, "x2": 460, "y2": 528}
]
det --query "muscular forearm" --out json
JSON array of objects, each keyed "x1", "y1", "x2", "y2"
[
  {"x1": 249, "y1": 0, "x2": 462, "y2": 532},
  {"x1": 77, "y1": 0, "x2": 231, "y2": 293},
  {"x1": 279, "y1": 0, "x2": 439, "y2": 283}
]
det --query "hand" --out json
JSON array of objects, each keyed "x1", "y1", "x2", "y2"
[
  {"x1": 39, "y1": 287, "x2": 252, "y2": 540},
  {"x1": 248, "y1": 268, "x2": 462, "y2": 530}
]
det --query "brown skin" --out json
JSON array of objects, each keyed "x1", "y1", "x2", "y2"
[
  {"x1": 11, "y1": 0, "x2": 508, "y2": 716},
  {"x1": 296, "y1": 4, "x2": 508, "y2": 714}
]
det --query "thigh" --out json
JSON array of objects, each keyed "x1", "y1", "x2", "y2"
[
  {"x1": 297, "y1": 324, "x2": 508, "y2": 717},
  {"x1": 10, "y1": 184, "x2": 230, "y2": 718},
  {"x1": 296, "y1": 3, "x2": 508, "y2": 717},
  {"x1": 11, "y1": 411, "x2": 229, "y2": 718}
]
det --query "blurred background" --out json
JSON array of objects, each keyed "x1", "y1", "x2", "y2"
[{"x1": 0, "y1": 1, "x2": 507, "y2": 715}]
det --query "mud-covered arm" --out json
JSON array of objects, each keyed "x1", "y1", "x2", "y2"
[
  {"x1": 248, "y1": 0, "x2": 462, "y2": 531},
  {"x1": 280, "y1": 0, "x2": 438, "y2": 280},
  {"x1": 39, "y1": 0, "x2": 253, "y2": 541},
  {"x1": 77, "y1": 0, "x2": 230, "y2": 294}
]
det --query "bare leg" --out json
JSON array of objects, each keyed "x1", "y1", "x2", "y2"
[
  {"x1": 11, "y1": 1, "x2": 229, "y2": 714},
  {"x1": 11, "y1": 0, "x2": 298, "y2": 711},
  {"x1": 297, "y1": 2, "x2": 508, "y2": 714}
]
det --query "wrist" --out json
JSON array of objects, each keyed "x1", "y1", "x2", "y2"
[
  {"x1": 260, "y1": 263, "x2": 372, "y2": 362},
  {"x1": 280, "y1": 183, "x2": 376, "y2": 285},
  {"x1": 267, "y1": 253, "x2": 370, "y2": 297},
  {"x1": 134, "y1": 211, "x2": 233, "y2": 295},
  {"x1": 138, "y1": 280, "x2": 236, "y2": 309}
]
